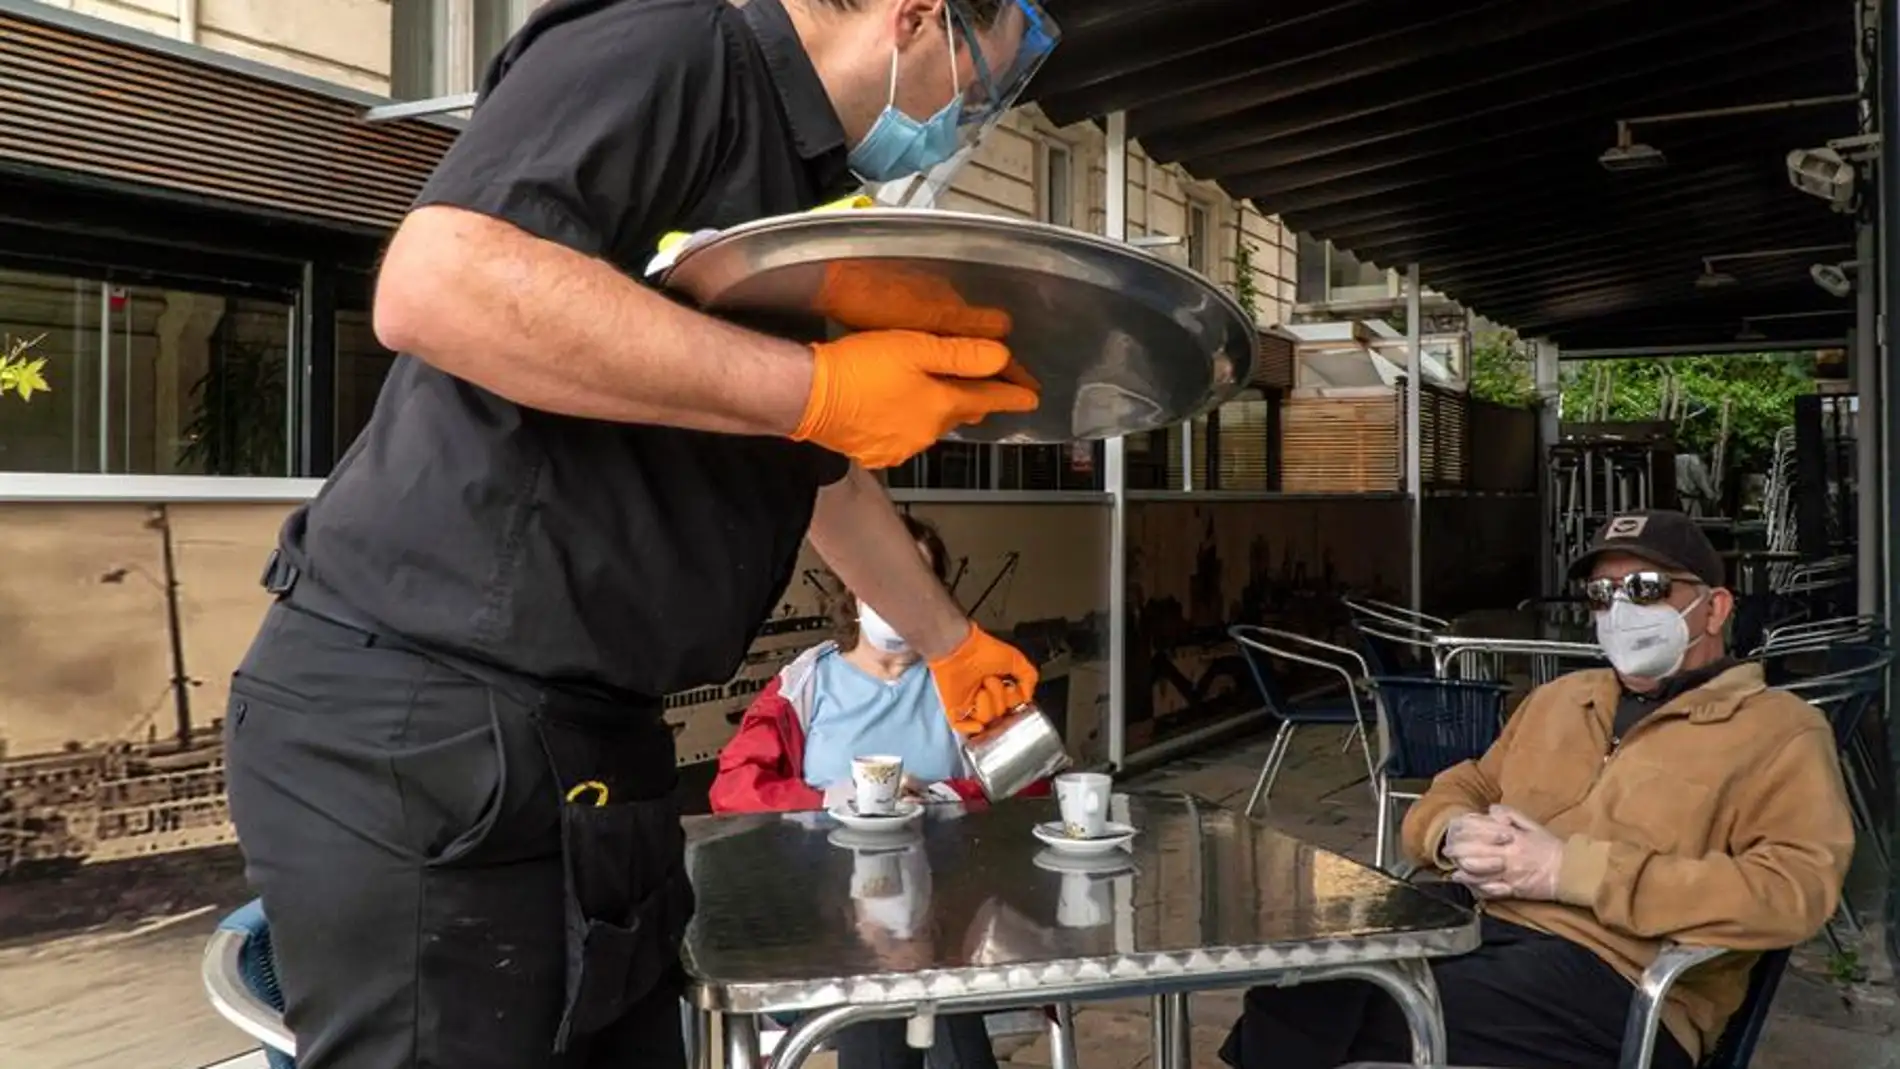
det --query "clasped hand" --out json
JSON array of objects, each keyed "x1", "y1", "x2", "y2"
[{"x1": 1441, "y1": 805, "x2": 1564, "y2": 902}]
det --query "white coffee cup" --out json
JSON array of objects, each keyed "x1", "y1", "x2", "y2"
[
  {"x1": 1056, "y1": 872, "x2": 1112, "y2": 929},
  {"x1": 851, "y1": 755, "x2": 905, "y2": 816},
  {"x1": 1054, "y1": 772, "x2": 1112, "y2": 838}
]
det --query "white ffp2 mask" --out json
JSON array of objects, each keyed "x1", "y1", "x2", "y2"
[
  {"x1": 858, "y1": 602, "x2": 911, "y2": 655},
  {"x1": 1594, "y1": 592, "x2": 1706, "y2": 680}
]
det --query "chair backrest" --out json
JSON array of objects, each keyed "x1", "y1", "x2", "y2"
[
  {"x1": 1778, "y1": 644, "x2": 1891, "y2": 750},
  {"x1": 1368, "y1": 676, "x2": 1511, "y2": 780},
  {"x1": 1345, "y1": 595, "x2": 1450, "y2": 631},
  {"x1": 1355, "y1": 619, "x2": 1440, "y2": 678},
  {"x1": 202, "y1": 899, "x2": 297, "y2": 1066},
  {"x1": 1701, "y1": 949, "x2": 1792, "y2": 1069},
  {"x1": 1230, "y1": 625, "x2": 1370, "y2": 727}
]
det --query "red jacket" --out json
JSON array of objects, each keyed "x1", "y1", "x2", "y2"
[{"x1": 709, "y1": 643, "x2": 1050, "y2": 814}]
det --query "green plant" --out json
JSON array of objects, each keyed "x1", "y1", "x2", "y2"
[
  {"x1": 1468, "y1": 329, "x2": 1538, "y2": 408},
  {"x1": 1557, "y1": 354, "x2": 1814, "y2": 472},
  {"x1": 178, "y1": 339, "x2": 287, "y2": 475},
  {"x1": 1232, "y1": 239, "x2": 1260, "y2": 322},
  {"x1": 1, "y1": 333, "x2": 51, "y2": 401}
]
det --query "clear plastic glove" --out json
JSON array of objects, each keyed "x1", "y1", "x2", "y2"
[
  {"x1": 1440, "y1": 811, "x2": 1513, "y2": 864},
  {"x1": 1445, "y1": 805, "x2": 1564, "y2": 901}
]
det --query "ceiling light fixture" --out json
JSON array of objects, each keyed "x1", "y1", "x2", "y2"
[
  {"x1": 1599, "y1": 94, "x2": 1860, "y2": 175},
  {"x1": 1695, "y1": 245, "x2": 1854, "y2": 292},
  {"x1": 1599, "y1": 122, "x2": 1667, "y2": 172}
]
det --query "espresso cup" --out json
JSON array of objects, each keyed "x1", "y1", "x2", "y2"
[
  {"x1": 851, "y1": 754, "x2": 905, "y2": 816},
  {"x1": 1054, "y1": 772, "x2": 1112, "y2": 838}
]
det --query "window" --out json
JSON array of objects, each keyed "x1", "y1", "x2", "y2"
[
  {"x1": 0, "y1": 267, "x2": 294, "y2": 475},
  {"x1": 1295, "y1": 234, "x2": 1393, "y2": 306},
  {"x1": 887, "y1": 440, "x2": 1105, "y2": 492},
  {"x1": 392, "y1": 0, "x2": 537, "y2": 99},
  {"x1": 1038, "y1": 140, "x2": 1074, "y2": 228},
  {"x1": 1186, "y1": 199, "x2": 1213, "y2": 275}
]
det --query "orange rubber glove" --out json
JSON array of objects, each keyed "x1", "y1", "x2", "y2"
[
  {"x1": 795, "y1": 333, "x2": 1039, "y2": 469},
  {"x1": 928, "y1": 623, "x2": 1040, "y2": 737},
  {"x1": 813, "y1": 262, "x2": 1013, "y2": 339}
]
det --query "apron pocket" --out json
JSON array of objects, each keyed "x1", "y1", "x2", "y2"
[{"x1": 553, "y1": 796, "x2": 695, "y2": 1050}]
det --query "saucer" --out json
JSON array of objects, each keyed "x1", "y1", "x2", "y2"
[
  {"x1": 829, "y1": 799, "x2": 923, "y2": 833},
  {"x1": 828, "y1": 827, "x2": 922, "y2": 853},
  {"x1": 1033, "y1": 848, "x2": 1138, "y2": 877},
  {"x1": 1032, "y1": 820, "x2": 1137, "y2": 856}
]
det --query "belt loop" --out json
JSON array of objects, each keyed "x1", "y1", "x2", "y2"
[{"x1": 260, "y1": 548, "x2": 300, "y2": 597}]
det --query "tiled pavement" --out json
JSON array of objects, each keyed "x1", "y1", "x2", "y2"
[{"x1": 983, "y1": 726, "x2": 1900, "y2": 1069}]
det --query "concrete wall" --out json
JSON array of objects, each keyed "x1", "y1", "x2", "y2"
[
  {"x1": 29, "y1": 0, "x2": 393, "y2": 92},
  {"x1": 951, "y1": 107, "x2": 1298, "y2": 327}
]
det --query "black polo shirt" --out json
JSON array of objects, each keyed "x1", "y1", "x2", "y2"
[{"x1": 279, "y1": 0, "x2": 854, "y2": 701}]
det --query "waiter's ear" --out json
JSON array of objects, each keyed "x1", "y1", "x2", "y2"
[{"x1": 891, "y1": 0, "x2": 942, "y2": 44}]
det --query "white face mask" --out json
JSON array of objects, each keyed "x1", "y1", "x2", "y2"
[
  {"x1": 858, "y1": 601, "x2": 911, "y2": 655},
  {"x1": 1594, "y1": 591, "x2": 1707, "y2": 680}
]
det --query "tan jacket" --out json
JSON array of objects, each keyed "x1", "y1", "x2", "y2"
[{"x1": 1402, "y1": 663, "x2": 1853, "y2": 1063}]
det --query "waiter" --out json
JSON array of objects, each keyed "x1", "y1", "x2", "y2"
[{"x1": 224, "y1": 1, "x2": 1060, "y2": 1067}]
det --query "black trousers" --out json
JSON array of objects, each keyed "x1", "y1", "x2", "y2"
[
  {"x1": 226, "y1": 602, "x2": 691, "y2": 1069},
  {"x1": 1220, "y1": 889, "x2": 1697, "y2": 1069},
  {"x1": 835, "y1": 1014, "x2": 999, "y2": 1069}
]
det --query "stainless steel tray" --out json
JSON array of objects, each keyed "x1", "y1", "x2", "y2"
[{"x1": 662, "y1": 209, "x2": 1257, "y2": 443}]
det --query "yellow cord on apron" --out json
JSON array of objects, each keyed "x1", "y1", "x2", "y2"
[{"x1": 565, "y1": 780, "x2": 610, "y2": 807}]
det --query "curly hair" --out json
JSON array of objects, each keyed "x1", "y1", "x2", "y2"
[{"x1": 831, "y1": 514, "x2": 950, "y2": 647}]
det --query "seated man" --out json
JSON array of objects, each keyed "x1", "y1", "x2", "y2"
[{"x1": 1221, "y1": 510, "x2": 1854, "y2": 1069}]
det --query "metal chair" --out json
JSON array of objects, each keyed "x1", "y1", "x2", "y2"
[
  {"x1": 1365, "y1": 676, "x2": 1512, "y2": 872},
  {"x1": 1352, "y1": 618, "x2": 1441, "y2": 679},
  {"x1": 1230, "y1": 625, "x2": 1379, "y2": 818},
  {"x1": 201, "y1": 900, "x2": 296, "y2": 1069},
  {"x1": 1344, "y1": 596, "x2": 1450, "y2": 634},
  {"x1": 207, "y1": 898, "x2": 713, "y2": 1069},
  {"x1": 1337, "y1": 945, "x2": 1791, "y2": 1069},
  {"x1": 1622, "y1": 945, "x2": 1792, "y2": 1069}
]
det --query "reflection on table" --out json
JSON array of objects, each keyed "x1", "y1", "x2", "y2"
[{"x1": 681, "y1": 792, "x2": 1477, "y2": 1069}]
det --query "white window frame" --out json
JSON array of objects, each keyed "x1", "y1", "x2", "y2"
[
  {"x1": 393, "y1": 0, "x2": 536, "y2": 99},
  {"x1": 1035, "y1": 138, "x2": 1076, "y2": 229},
  {"x1": 1185, "y1": 197, "x2": 1215, "y2": 277}
]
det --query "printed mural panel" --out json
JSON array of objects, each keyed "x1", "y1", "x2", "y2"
[
  {"x1": 1123, "y1": 498, "x2": 1410, "y2": 753},
  {"x1": 0, "y1": 496, "x2": 1110, "y2": 1068}
]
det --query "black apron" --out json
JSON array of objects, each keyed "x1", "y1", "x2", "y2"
[{"x1": 262, "y1": 550, "x2": 695, "y2": 1053}]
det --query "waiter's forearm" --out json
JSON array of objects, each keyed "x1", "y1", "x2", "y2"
[
  {"x1": 808, "y1": 466, "x2": 971, "y2": 659},
  {"x1": 374, "y1": 205, "x2": 813, "y2": 435}
]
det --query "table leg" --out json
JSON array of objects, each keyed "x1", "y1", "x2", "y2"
[
  {"x1": 1150, "y1": 992, "x2": 1189, "y2": 1069},
  {"x1": 1326, "y1": 960, "x2": 1445, "y2": 1066},
  {"x1": 1047, "y1": 1004, "x2": 1079, "y2": 1069},
  {"x1": 772, "y1": 1004, "x2": 894, "y2": 1069},
  {"x1": 723, "y1": 1013, "x2": 760, "y2": 1069}
]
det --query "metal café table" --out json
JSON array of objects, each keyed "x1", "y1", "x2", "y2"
[
  {"x1": 1433, "y1": 607, "x2": 1602, "y2": 682},
  {"x1": 681, "y1": 792, "x2": 1478, "y2": 1069}
]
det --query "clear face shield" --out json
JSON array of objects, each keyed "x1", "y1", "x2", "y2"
[{"x1": 865, "y1": 0, "x2": 1061, "y2": 207}]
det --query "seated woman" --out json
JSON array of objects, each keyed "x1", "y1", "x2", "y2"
[
  {"x1": 711, "y1": 515, "x2": 1029, "y2": 812},
  {"x1": 711, "y1": 515, "x2": 1035, "y2": 1069}
]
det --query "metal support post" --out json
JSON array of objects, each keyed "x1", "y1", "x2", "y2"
[
  {"x1": 1105, "y1": 110, "x2": 1130, "y2": 771},
  {"x1": 1535, "y1": 339, "x2": 1562, "y2": 597},
  {"x1": 1858, "y1": 222, "x2": 1881, "y2": 615},
  {"x1": 1405, "y1": 263, "x2": 1423, "y2": 612}
]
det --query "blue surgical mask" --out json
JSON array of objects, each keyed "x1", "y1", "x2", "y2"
[{"x1": 848, "y1": 10, "x2": 965, "y2": 182}]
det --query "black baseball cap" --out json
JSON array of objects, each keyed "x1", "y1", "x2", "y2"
[{"x1": 1567, "y1": 509, "x2": 1726, "y2": 588}]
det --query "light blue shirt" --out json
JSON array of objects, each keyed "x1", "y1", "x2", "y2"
[{"x1": 802, "y1": 651, "x2": 965, "y2": 789}]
